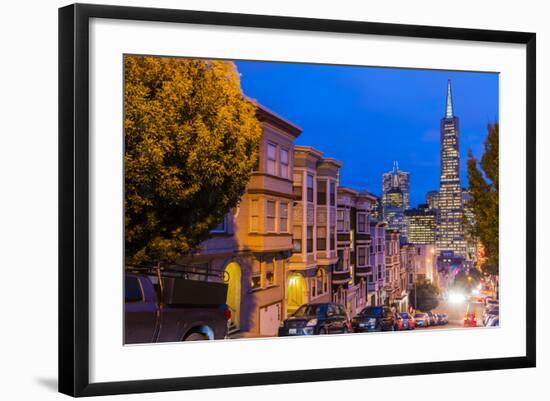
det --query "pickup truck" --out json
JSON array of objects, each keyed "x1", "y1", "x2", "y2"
[{"x1": 125, "y1": 272, "x2": 230, "y2": 344}]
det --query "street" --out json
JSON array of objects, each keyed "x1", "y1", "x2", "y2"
[{"x1": 433, "y1": 299, "x2": 485, "y2": 328}]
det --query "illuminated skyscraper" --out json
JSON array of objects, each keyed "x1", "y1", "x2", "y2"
[
  {"x1": 405, "y1": 207, "x2": 437, "y2": 244},
  {"x1": 382, "y1": 161, "x2": 411, "y2": 210},
  {"x1": 436, "y1": 80, "x2": 466, "y2": 257}
]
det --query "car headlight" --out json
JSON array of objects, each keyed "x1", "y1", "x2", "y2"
[{"x1": 306, "y1": 318, "x2": 318, "y2": 327}]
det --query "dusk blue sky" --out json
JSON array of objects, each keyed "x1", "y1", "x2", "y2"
[{"x1": 235, "y1": 61, "x2": 499, "y2": 207}]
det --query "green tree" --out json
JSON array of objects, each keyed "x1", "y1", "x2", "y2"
[
  {"x1": 466, "y1": 123, "x2": 499, "y2": 275},
  {"x1": 409, "y1": 280, "x2": 440, "y2": 312},
  {"x1": 124, "y1": 56, "x2": 262, "y2": 265}
]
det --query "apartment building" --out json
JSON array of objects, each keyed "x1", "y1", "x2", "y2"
[
  {"x1": 384, "y1": 228, "x2": 408, "y2": 311},
  {"x1": 368, "y1": 218, "x2": 387, "y2": 306},
  {"x1": 180, "y1": 103, "x2": 301, "y2": 337},
  {"x1": 287, "y1": 146, "x2": 341, "y2": 315},
  {"x1": 334, "y1": 188, "x2": 377, "y2": 316}
]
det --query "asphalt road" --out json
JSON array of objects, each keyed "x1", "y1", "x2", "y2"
[{"x1": 433, "y1": 298, "x2": 485, "y2": 327}]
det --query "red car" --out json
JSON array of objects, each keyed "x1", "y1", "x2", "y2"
[
  {"x1": 394, "y1": 313, "x2": 405, "y2": 330},
  {"x1": 463, "y1": 312, "x2": 477, "y2": 327}
]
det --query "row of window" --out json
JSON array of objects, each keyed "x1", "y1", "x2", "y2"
[
  {"x1": 250, "y1": 199, "x2": 289, "y2": 233},
  {"x1": 266, "y1": 143, "x2": 290, "y2": 179},
  {"x1": 292, "y1": 225, "x2": 337, "y2": 253},
  {"x1": 292, "y1": 174, "x2": 336, "y2": 205},
  {"x1": 336, "y1": 210, "x2": 369, "y2": 233},
  {"x1": 250, "y1": 259, "x2": 278, "y2": 290}
]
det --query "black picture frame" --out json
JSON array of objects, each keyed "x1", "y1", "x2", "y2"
[{"x1": 59, "y1": 3, "x2": 536, "y2": 397}]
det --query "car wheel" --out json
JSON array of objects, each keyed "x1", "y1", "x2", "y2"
[{"x1": 184, "y1": 332, "x2": 209, "y2": 341}]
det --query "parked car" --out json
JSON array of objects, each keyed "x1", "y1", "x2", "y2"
[
  {"x1": 399, "y1": 312, "x2": 416, "y2": 330},
  {"x1": 125, "y1": 272, "x2": 230, "y2": 344},
  {"x1": 463, "y1": 312, "x2": 477, "y2": 327},
  {"x1": 278, "y1": 303, "x2": 350, "y2": 336},
  {"x1": 394, "y1": 313, "x2": 405, "y2": 331},
  {"x1": 436, "y1": 313, "x2": 449, "y2": 325},
  {"x1": 426, "y1": 311, "x2": 438, "y2": 326},
  {"x1": 352, "y1": 306, "x2": 397, "y2": 332},
  {"x1": 414, "y1": 313, "x2": 430, "y2": 327},
  {"x1": 485, "y1": 315, "x2": 499, "y2": 327},
  {"x1": 483, "y1": 306, "x2": 499, "y2": 326}
]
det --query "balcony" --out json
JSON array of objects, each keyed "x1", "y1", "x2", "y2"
[
  {"x1": 246, "y1": 232, "x2": 293, "y2": 253},
  {"x1": 332, "y1": 269, "x2": 351, "y2": 284},
  {"x1": 355, "y1": 265, "x2": 372, "y2": 277}
]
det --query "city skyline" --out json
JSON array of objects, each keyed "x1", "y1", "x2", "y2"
[{"x1": 236, "y1": 61, "x2": 499, "y2": 207}]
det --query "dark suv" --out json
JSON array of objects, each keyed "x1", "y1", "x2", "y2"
[
  {"x1": 352, "y1": 306, "x2": 397, "y2": 332},
  {"x1": 278, "y1": 303, "x2": 350, "y2": 336}
]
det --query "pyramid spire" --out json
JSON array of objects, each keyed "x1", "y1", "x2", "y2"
[
  {"x1": 393, "y1": 160, "x2": 399, "y2": 172},
  {"x1": 445, "y1": 79, "x2": 454, "y2": 119}
]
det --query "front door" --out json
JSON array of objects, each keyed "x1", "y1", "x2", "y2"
[{"x1": 287, "y1": 273, "x2": 306, "y2": 316}]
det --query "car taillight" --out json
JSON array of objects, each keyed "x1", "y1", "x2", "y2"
[{"x1": 223, "y1": 308, "x2": 231, "y2": 320}]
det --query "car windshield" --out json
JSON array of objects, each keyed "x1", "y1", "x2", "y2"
[
  {"x1": 293, "y1": 304, "x2": 325, "y2": 317},
  {"x1": 361, "y1": 307, "x2": 383, "y2": 316},
  {"x1": 400, "y1": 313, "x2": 409, "y2": 318}
]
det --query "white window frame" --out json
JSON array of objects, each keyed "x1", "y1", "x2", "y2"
[
  {"x1": 266, "y1": 142, "x2": 277, "y2": 176},
  {"x1": 337, "y1": 208, "x2": 345, "y2": 232},
  {"x1": 279, "y1": 202, "x2": 289, "y2": 233},
  {"x1": 266, "y1": 199, "x2": 277, "y2": 233},
  {"x1": 357, "y1": 246, "x2": 367, "y2": 267},
  {"x1": 280, "y1": 147, "x2": 289, "y2": 179},
  {"x1": 250, "y1": 199, "x2": 260, "y2": 233},
  {"x1": 357, "y1": 212, "x2": 367, "y2": 233}
]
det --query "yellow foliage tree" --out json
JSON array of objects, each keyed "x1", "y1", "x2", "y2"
[{"x1": 124, "y1": 56, "x2": 262, "y2": 265}]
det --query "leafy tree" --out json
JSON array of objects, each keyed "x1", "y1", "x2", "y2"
[
  {"x1": 409, "y1": 280, "x2": 440, "y2": 312},
  {"x1": 466, "y1": 123, "x2": 499, "y2": 275},
  {"x1": 124, "y1": 56, "x2": 262, "y2": 265}
]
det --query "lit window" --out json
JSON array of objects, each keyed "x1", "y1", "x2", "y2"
[{"x1": 267, "y1": 143, "x2": 277, "y2": 175}]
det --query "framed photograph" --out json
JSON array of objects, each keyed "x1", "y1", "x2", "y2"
[{"x1": 59, "y1": 3, "x2": 536, "y2": 397}]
